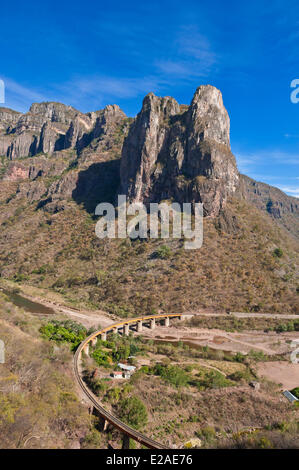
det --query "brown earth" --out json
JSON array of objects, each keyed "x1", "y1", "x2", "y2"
[{"x1": 256, "y1": 362, "x2": 299, "y2": 389}]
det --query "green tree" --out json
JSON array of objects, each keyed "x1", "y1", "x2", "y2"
[
  {"x1": 119, "y1": 396, "x2": 148, "y2": 430},
  {"x1": 91, "y1": 349, "x2": 110, "y2": 366},
  {"x1": 273, "y1": 248, "x2": 283, "y2": 258}
]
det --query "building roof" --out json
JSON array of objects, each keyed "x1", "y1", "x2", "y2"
[
  {"x1": 283, "y1": 390, "x2": 298, "y2": 403},
  {"x1": 118, "y1": 363, "x2": 136, "y2": 371}
]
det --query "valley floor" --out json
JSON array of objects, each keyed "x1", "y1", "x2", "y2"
[{"x1": 1, "y1": 281, "x2": 298, "y2": 449}]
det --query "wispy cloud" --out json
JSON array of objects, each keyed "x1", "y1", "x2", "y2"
[
  {"x1": 236, "y1": 149, "x2": 299, "y2": 170},
  {"x1": 2, "y1": 75, "x2": 167, "y2": 114},
  {"x1": 54, "y1": 75, "x2": 169, "y2": 111},
  {"x1": 284, "y1": 133, "x2": 299, "y2": 139},
  {"x1": 155, "y1": 27, "x2": 217, "y2": 80},
  {"x1": 3, "y1": 77, "x2": 47, "y2": 112},
  {"x1": 235, "y1": 152, "x2": 261, "y2": 174},
  {"x1": 235, "y1": 148, "x2": 299, "y2": 197},
  {"x1": 2, "y1": 25, "x2": 218, "y2": 113},
  {"x1": 276, "y1": 185, "x2": 299, "y2": 198},
  {"x1": 178, "y1": 27, "x2": 216, "y2": 67}
]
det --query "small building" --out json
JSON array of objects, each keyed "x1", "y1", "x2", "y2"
[
  {"x1": 282, "y1": 390, "x2": 299, "y2": 403},
  {"x1": 111, "y1": 371, "x2": 123, "y2": 379},
  {"x1": 117, "y1": 363, "x2": 136, "y2": 372}
]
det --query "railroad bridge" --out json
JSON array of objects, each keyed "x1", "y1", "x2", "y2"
[
  {"x1": 74, "y1": 313, "x2": 192, "y2": 449},
  {"x1": 79, "y1": 313, "x2": 189, "y2": 357}
]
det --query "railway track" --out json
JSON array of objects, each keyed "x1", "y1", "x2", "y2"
[{"x1": 73, "y1": 314, "x2": 185, "y2": 449}]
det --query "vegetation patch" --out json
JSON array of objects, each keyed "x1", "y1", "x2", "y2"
[{"x1": 40, "y1": 319, "x2": 88, "y2": 350}]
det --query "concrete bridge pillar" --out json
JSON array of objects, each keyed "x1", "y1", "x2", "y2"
[
  {"x1": 91, "y1": 337, "x2": 97, "y2": 347},
  {"x1": 101, "y1": 332, "x2": 107, "y2": 341},
  {"x1": 93, "y1": 409, "x2": 108, "y2": 432},
  {"x1": 164, "y1": 316, "x2": 170, "y2": 327},
  {"x1": 150, "y1": 318, "x2": 156, "y2": 330},
  {"x1": 84, "y1": 343, "x2": 89, "y2": 356},
  {"x1": 122, "y1": 434, "x2": 130, "y2": 449},
  {"x1": 99, "y1": 416, "x2": 108, "y2": 432},
  {"x1": 137, "y1": 321, "x2": 143, "y2": 332},
  {"x1": 124, "y1": 324, "x2": 129, "y2": 336},
  {"x1": 112, "y1": 327, "x2": 118, "y2": 335}
]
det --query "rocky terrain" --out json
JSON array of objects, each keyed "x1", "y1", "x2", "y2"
[
  {"x1": 0, "y1": 85, "x2": 298, "y2": 450},
  {"x1": 238, "y1": 174, "x2": 299, "y2": 238},
  {"x1": 1, "y1": 85, "x2": 298, "y2": 226},
  {"x1": 0, "y1": 85, "x2": 298, "y2": 315},
  {"x1": 120, "y1": 86, "x2": 239, "y2": 217}
]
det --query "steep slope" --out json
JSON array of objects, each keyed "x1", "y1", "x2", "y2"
[
  {"x1": 238, "y1": 174, "x2": 299, "y2": 238},
  {"x1": 121, "y1": 86, "x2": 239, "y2": 216},
  {"x1": 0, "y1": 85, "x2": 297, "y2": 316},
  {"x1": 0, "y1": 293, "x2": 90, "y2": 448}
]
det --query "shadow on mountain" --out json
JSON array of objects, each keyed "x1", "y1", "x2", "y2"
[{"x1": 72, "y1": 159, "x2": 120, "y2": 214}]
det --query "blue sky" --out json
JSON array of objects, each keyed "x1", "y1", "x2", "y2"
[{"x1": 1, "y1": 0, "x2": 299, "y2": 197}]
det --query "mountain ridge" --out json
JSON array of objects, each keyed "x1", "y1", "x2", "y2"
[
  {"x1": 0, "y1": 86, "x2": 298, "y2": 237},
  {"x1": 0, "y1": 85, "x2": 298, "y2": 316}
]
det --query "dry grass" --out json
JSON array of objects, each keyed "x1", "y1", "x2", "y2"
[
  {"x1": 0, "y1": 193, "x2": 297, "y2": 317},
  {"x1": 0, "y1": 294, "x2": 91, "y2": 449}
]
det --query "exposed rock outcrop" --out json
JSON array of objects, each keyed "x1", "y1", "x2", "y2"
[
  {"x1": 0, "y1": 86, "x2": 297, "y2": 234},
  {"x1": 16, "y1": 180, "x2": 47, "y2": 202},
  {"x1": 120, "y1": 85, "x2": 239, "y2": 216},
  {"x1": 0, "y1": 102, "x2": 92, "y2": 159},
  {"x1": 0, "y1": 107, "x2": 22, "y2": 131},
  {"x1": 3, "y1": 162, "x2": 29, "y2": 181},
  {"x1": 0, "y1": 101, "x2": 129, "y2": 162},
  {"x1": 238, "y1": 174, "x2": 299, "y2": 237}
]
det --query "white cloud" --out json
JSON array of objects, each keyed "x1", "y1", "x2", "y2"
[
  {"x1": 276, "y1": 185, "x2": 299, "y2": 198},
  {"x1": 235, "y1": 150, "x2": 299, "y2": 169},
  {"x1": 178, "y1": 28, "x2": 216, "y2": 68},
  {"x1": 1, "y1": 75, "x2": 167, "y2": 114},
  {"x1": 155, "y1": 27, "x2": 217, "y2": 81},
  {"x1": 53, "y1": 75, "x2": 169, "y2": 111},
  {"x1": 3, "y1": 77, "x2": 46, "y2": 112}
]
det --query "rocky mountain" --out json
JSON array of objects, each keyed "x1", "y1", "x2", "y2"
[
  {"x1": 0, "y1": 102, "x2": 130, "y2": 213},
  {"x1": 120, "y1": 86, "x2": 239, "y2": 217},
  {"x1": 0, "y1": 101, "x2": 128, "y2": 161},
  {"x1": 238, "y1": 174, "x2": 299, "y2": 238},
  {"x1": 1, "y1": 85, "x2": 297, "y2": 233},
  {"x1": 0, "y1": 85, "x2": 298, "y2": 316}
]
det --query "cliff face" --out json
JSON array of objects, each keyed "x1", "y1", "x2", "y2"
[
  {"x1": 0, "y1": 102, "x2": 129, "y2": 215},
  {"x1": 0, "y1": 86, "x2": 298, "y2": 317},
  {"x1": 120, "y1": 85, "x2": 239, "y2": 216},
  {"x1": 0, "y1": 102, "x2": 100, "y2": 160},
  {"x1": 0, "y1": 86, "x2": 298, "y2": 234},
  {"x1": 238, "y1": 174, "x2": 299, "y2": 238}
]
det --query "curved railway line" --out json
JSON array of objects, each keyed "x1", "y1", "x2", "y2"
[{"x1": 74, "y1": 313, "x2": 188, "y2": 449}]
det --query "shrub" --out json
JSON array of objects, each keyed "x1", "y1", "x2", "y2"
[
  {"x1": 197, "y1": 426, "x2": 216, "y2": 443},
  {"x1": 106, "y1": 387, "x2": 121, "y2": 404},
  {"x1": 119, "y1": 396, "x2": 148, "y2": 429},
  {"x1": 275, "y1": 321, "x2": 299, "y2": 333},
  {"x1": 196, "y1": 370, "x2": 233, "y2": 389},
  {"x1": 273, "y1": 248, "x2": 283, "y2": 258},
  {"x1": 155, "y1": 245, "x2": 172, "y2": 259},
  {"x1": 153, "y1": 364, "x2": 189, "y2": 388},
  {"x1": 290, "y1": 387, "x2": 299, "y2": 399},
  {"x1": 233, "y1": 352, "x2": 246, "y2": 363},
  {"x1": 40, "y1": 320, "x2": 87, "y2": 350},
  {"x1": 91, "y1": 349, "x2": 111, "y2": 367}
]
